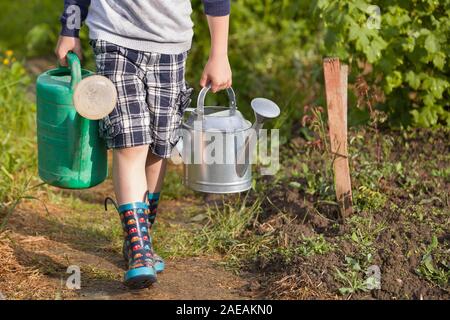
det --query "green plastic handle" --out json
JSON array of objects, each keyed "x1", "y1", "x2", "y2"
[
  {"x1": 66, "y1": 52, "x2": 89, "y2": 171},
  {"x1": 67, "y1": 52, "x2": 82, "y2": 91}
]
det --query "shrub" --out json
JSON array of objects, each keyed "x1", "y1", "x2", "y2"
[{"x1": 312, "y1": 0, "x2": 450, "y2": 127}]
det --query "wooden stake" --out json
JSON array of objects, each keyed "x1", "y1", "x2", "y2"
[{"x1": 323, "y1": 58, "x2": 353, "y2": 218}]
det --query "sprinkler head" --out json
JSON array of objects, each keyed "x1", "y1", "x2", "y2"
[{"x1": 73, "y1": 75, "x2": 117, "y2": 120}]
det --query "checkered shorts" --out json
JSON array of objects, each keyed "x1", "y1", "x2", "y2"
[{"x1": 90, "y1": 39, "x2": 193, "y2": 158}]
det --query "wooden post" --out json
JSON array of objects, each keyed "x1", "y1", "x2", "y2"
[{"x1": 323, "y1": 58, "x2": 353, "y2": 218}]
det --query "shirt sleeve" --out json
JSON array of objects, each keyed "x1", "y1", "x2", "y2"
[
  {"x1": 202, "y1": 0, "x2": 231, "y2": 16},
  {"x1": 60, "y1": 0, "x2": 91, "y2": 37}
]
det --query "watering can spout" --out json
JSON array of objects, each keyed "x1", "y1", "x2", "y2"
[{"x1": 235, "y1": 98, "x2": 280, "y2": 177}]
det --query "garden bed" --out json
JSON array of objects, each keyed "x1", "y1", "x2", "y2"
[{"x1": 241, "y1": 128, "x2": 449, "y2": 299}]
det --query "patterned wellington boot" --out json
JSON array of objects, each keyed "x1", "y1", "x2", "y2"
[
  {"x1": 122, "y1": 192, "x2": 165, "y2": 273},
  {"x1": 146, "y1": 192, "x2": 165, "y2": 273},
  {"x1": 105, "y1": 198, "x2": 157, "y2": 289}
]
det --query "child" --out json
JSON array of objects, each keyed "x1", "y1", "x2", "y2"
[{"x1": 56, "y1": 0, "x2": 232, "y2": 289}]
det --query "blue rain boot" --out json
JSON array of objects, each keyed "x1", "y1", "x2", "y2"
[
  {"x1": 122, "y1": 191, "x2": 165, "y2": 273},
  {"x1": 121, "y1": 192, "x2": 165, "y2": 273},
  {"x1": 105, "y1": 198, "x2": 156, "y2": 289}
]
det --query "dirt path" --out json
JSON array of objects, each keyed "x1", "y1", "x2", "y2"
[{"x1": 0, "y1": 178, "x2": 251, "y2": 300}]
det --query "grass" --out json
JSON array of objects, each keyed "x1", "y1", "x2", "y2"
[
  {"x1": 46, "y1": 194, "x2": 123, "y2": 253},
  {"x1": 160, "y1": 167, "x2": 194, "y2": 200},
  {"x1": 82, "y1": 265, "x2": 122, "y2": 281},
  {"x1": 0, "y1": 52, "x2": 41, "y2": 231},
  {"x1": 154, "y1": 193, "x2": 265, "y2": 261}
]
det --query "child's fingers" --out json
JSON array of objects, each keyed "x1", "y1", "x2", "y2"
[
  {"x1": 211, "y1": 82, "x2": 220, "y2": 93},
  {"x1": 200, "y1": 73, "x2": 208, "y2": 88},
  {"x1": 212, "y1": 80, "x2": 230, "y2": 93},
  {"x1": 56, "y1": 50, "x2": 68, "y2": 66},
  {"x1": 220, "y1": 80, "x2": 231, "y2": 91}
]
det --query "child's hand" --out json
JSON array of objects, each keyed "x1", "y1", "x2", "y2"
[
  {"x1": 200, "y1": 54, "x2": 232, "y2": 93},
  {"x1": 55, "y1": 36, "x2": 83, "y2": 66}
]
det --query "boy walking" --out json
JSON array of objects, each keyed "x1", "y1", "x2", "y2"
[{"x1": 56, "y1": 0, "x2": 232, "y2": 289}]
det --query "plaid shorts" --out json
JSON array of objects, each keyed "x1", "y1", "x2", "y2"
[{"x1": 90, "y1": 39, "x2": 193, "y2": 158}]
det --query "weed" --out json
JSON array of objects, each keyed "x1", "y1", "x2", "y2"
[
  {"x1": 416, "y1": 235, "x2": 449, "y2": 288},
  {"x1": 298, "y1": 235, "x2": 335, "y2": 256},
  {"x1": 346, "y1": 215, "x2": 386, "y2": 254},
  {"x1": 289, "y1": 162, "x2": 335, "y2": 200},
  {"x1": 354, "y1": 186, "x2": 387, "y2": 212},
  {"x1": 335, "y1": 254, "x2": 379, "y2": 295},
  {"x1": 288, "y1": 105, "x2": 337, "y2": 202},
  {"x1": 270, "y1": 234, "x2": 335, "y2": 264}
]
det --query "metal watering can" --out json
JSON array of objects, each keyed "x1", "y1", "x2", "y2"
[
  {"x1": 176, "y1": 86, "x2": 280, "y2": 194},
  {"x1": 36, "y1": 52, "x2": 116, "y2": 189}
]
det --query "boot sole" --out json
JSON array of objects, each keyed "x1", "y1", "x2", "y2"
[
  {"x1": 124, "y1": 267, "x2": 157, "y2": 289},
  {"x1": 155, "y1": 261, "x2": 165, "y2": 273}
]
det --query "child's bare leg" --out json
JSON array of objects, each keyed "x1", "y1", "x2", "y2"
[
  {"x1": 113, "y1": 145, "x2": 149, "y2": 205},
  {"x1": 145, "y1": 152, "x2": 167, "y2": 193}
]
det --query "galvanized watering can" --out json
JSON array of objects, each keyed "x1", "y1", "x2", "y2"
[
  {"x1": 36, "y1": 52, "x2": 116, "y2": 189},
  {"x1": 175, "y1": 86, "x2": 280, "y2": 193}
]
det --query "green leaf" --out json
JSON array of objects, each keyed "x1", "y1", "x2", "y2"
[
  {"x1": 385, "y1": 71, "x2": 403, "y2": 93},
  {"x1": 338, "y1": 287, "x2": 354, "y2": 295},
  {"x1": 424, "y1": 34, "x2": 440, "y2": 54},
  {"x1": 289, "y1": 181, "x2": 302, "y2": 189},
  {"x1": 405, "y1": 71, "x2": 421, "y2": 90},
  {"x1": 411, "y1": 105, "x2": 444, "y2": 127},
  {"x1": 432, "y1": 52, "x2": 446, "y2": 70},
  {"x1": 423, "y1": 254, "x2": 435, "y2": 273}
]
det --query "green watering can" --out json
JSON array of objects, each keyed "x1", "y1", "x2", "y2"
[{"x1": 36, "y1": 52, "x2": 114, "y2": 189}]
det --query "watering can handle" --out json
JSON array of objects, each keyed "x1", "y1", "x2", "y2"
[
  {"x1": 66, "y1": 52, "x2": 88, "y2": 172},
  {"x1": 67, "y1": 52, "x2": 82, "y2": 91},
  {"x1": 197, "y1": 85, "x2": 237, "y2": 116}
]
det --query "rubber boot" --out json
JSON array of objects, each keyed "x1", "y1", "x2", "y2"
[
  {"x1": 106, "y1": 199, "x2": 157, "y2": 289},
  {"x1": 121, "y1": 192, "x2": 165, "y2": 273}
]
